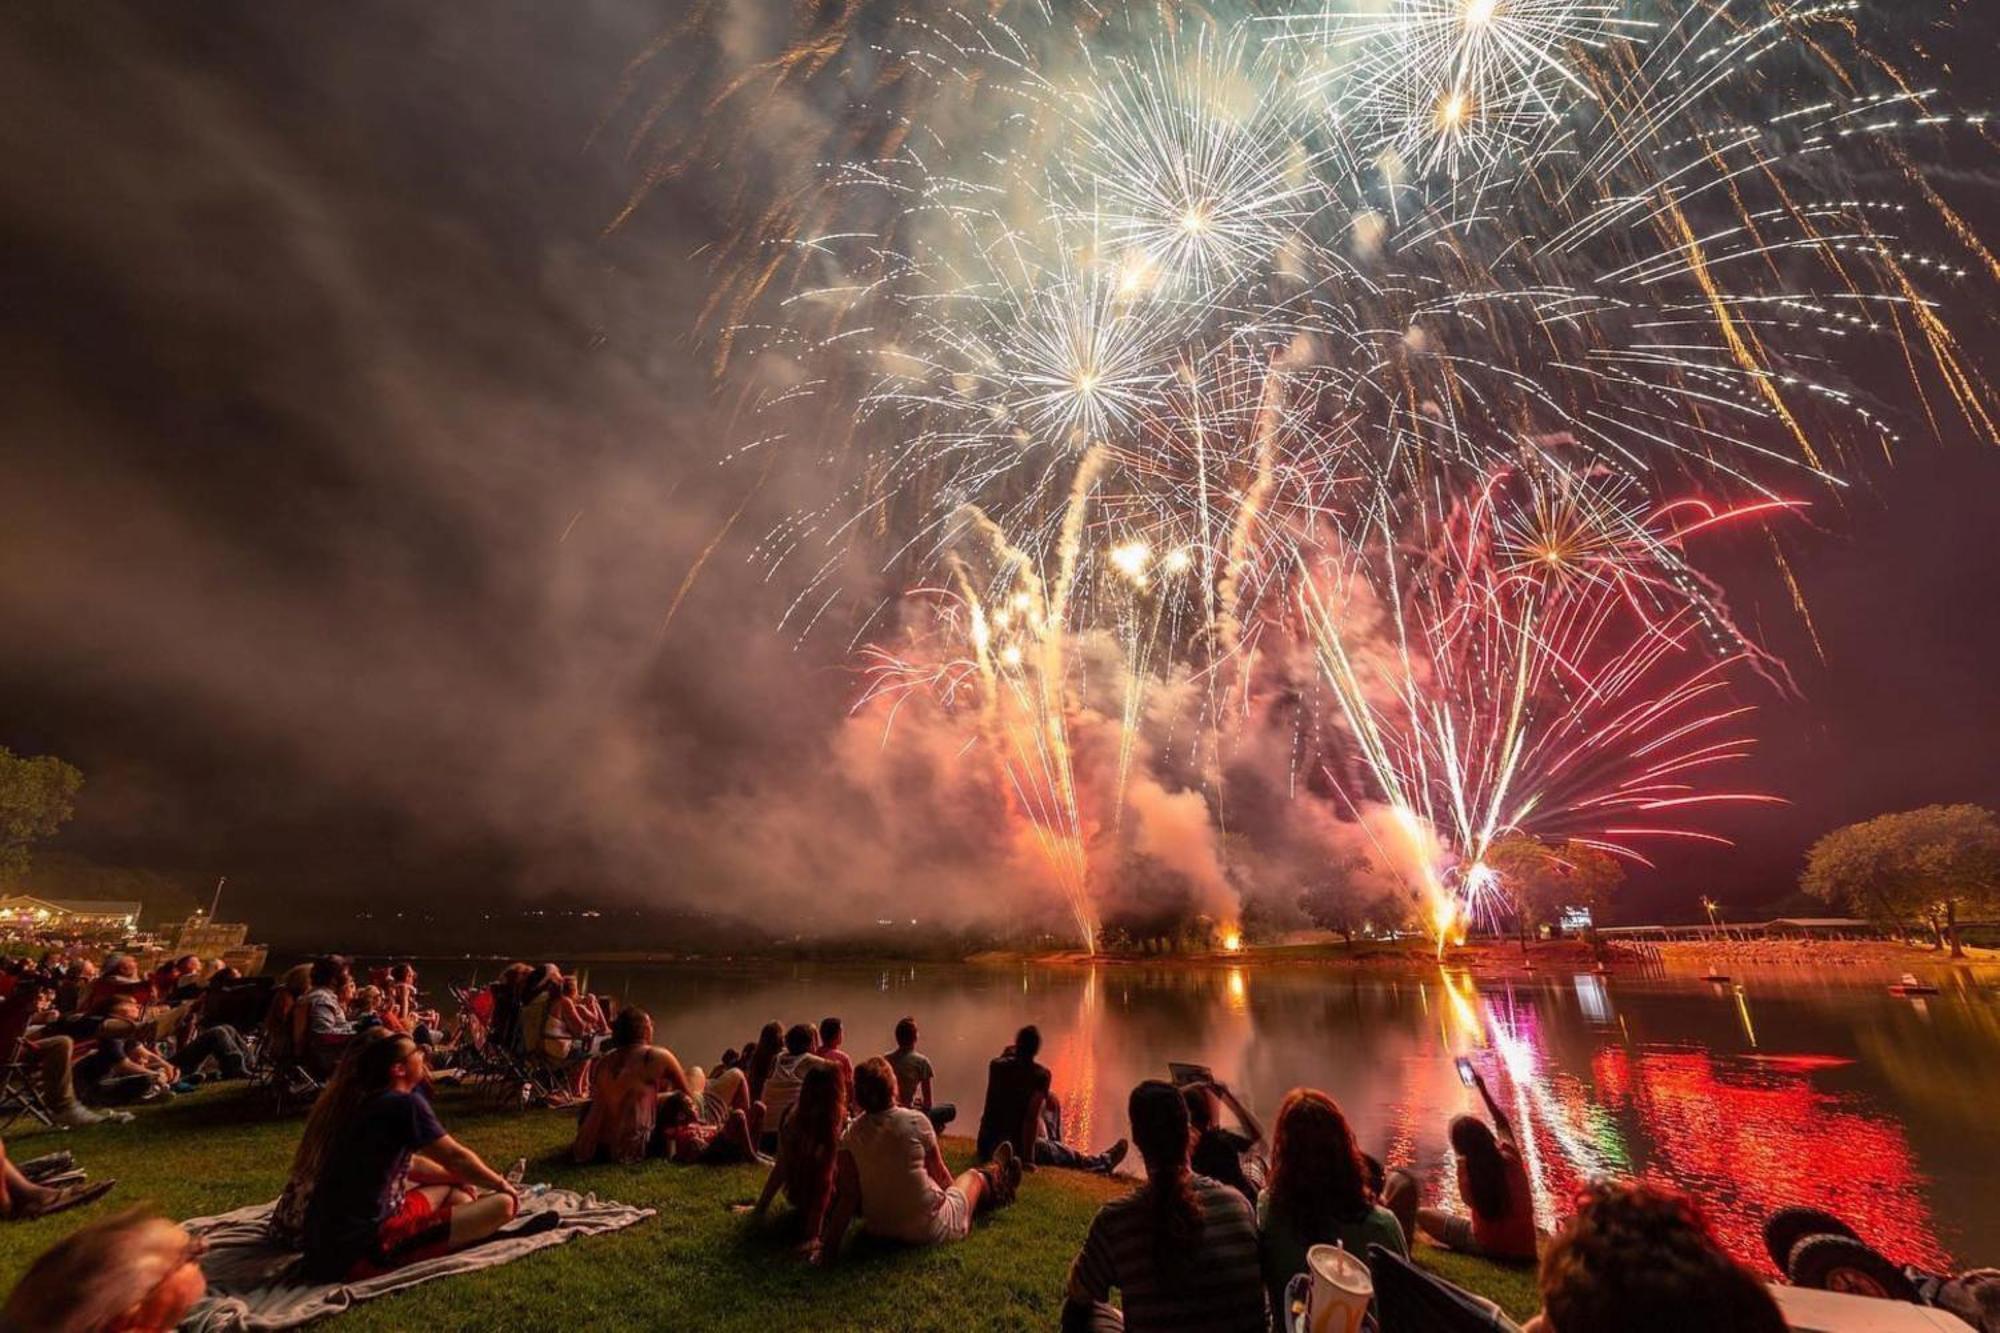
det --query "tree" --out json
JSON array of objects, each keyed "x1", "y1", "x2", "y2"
[
  {"x1": 0, "y1": 747, "x2": 83, "y2": 884},
  {"x1": 1802, "y1": 804, "x2": 2000, "y2": 958},
  {"x1": 1485, "y1": 836, "x2": 1625, "y2": 951},
  {"x1": 1297, "y1": 857, "x2": 1407, "y2": 946}
]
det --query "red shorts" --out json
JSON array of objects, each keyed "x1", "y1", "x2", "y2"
[{"x1": 347, "y1": 1190, "x2": 455, "y2": 1279}]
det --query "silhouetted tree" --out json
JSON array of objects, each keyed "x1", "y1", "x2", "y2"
[
  {"x1": 0, "y1": 747, "x2": 83, "y2": 884},
  {"x1": 1803, "y1": 804, "x2": 2000, "y2": 958}
]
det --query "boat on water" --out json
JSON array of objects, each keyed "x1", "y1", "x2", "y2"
[
  {"x1": 1887, "y1": 972, "x2": 1940, "y2": 997},
  {"x1": 130, "y1": 912, "x2": 268, "y2": 975}
]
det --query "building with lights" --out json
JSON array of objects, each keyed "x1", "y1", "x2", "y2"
[{"x1": 0, "y1": 895, "x2": 142, "y2": 936}]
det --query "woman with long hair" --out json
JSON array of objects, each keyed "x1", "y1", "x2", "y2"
[
  {"x1": 744, "y1": 1021, "x2": 783, "y2": 1102},
  {"x1": 1383, "y1": 1066, "x2": 1538, "y2": 1262},
  {"x1": 1063, "y1": 1080, "x2": 1266, "y2": 1332},
  {"x1": 289, "y1": 1030, "x2": 537, "y2": 1280},
  {"x1": 1257, "y1": 1089, "x2": 1406, "y2": 1326},
  {"x1": 750, "y1": 1060, "x2": 844, "y2": 1257}
]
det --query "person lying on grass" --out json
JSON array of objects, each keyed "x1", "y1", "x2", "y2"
[
  {"x1": 293, "y1": 1030, "x2": 551, "y2": 1280},
  {"x1": 657, "y1": 1089, "x2": 767, "y2": 1166},
  {"x1": 815, "y1": 1057, "x2": 1020, "y2": 1266}
]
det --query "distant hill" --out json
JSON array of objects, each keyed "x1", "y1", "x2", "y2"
[{"x1": 9, "y1": 854, "x2": 206, "y2": 927}]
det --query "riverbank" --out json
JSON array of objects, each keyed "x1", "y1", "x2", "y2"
[{"x1": 0, "y1": 1084, "x2": 1539, "y2": 1330}]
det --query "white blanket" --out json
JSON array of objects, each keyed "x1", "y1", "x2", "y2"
[{"x1": 179, "y1": 1189, "x2": 654, "y2": 1330}]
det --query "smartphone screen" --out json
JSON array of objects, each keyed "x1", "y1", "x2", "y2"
[{"x1": 1454, "y1": 1056, "x2": 1476, "y2": 1087}]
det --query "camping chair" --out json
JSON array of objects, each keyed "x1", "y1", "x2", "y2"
[
  {"x1": 1365, "y1": 1244, "x2": 1524, "y2": 1333},
  {"x1": 0, "y1": 992, "x2": 55, "y2": 1131},
  {"x1": 247, "y1": 988, "x2": 323, "y2": 1114},
  {"x1": 440, "y1": 984, "x2": 548, "y2": 1107}
]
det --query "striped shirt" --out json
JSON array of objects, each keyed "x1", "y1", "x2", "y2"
[{"x1": 1072, "y1": 1174, "x2": 1268, "y2": 1333}]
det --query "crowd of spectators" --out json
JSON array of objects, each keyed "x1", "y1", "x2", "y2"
[{"x1": 0, "y1": 949, "x2": 1918, "y2": 1332}]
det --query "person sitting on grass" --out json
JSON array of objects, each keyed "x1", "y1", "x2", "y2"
[
  {"x1": 572, "y1": 1007, "x2": 694, "y2": 1166},
  {"x1": 0, "y1": 1207, "x2": 208, "y2": 1333},
  {"x1": 0, "y1": 1134, "x2": 115, "y2": 1221},
  {"x1": 885, "y1": 1016, "x2": 955, "y2": 1132},
  {"x1": 349, "y1": 985, "x2": 402, "y2": 1035},
  {"x1": 298, "y1": 1031, "x2": 545, "y2": 1280},
  {"x1": 1256, "y1": 1089, "x2": 1406, "y2": 1326},
  {"x1": 751, "y1": 1061, "x2": 846, "y2": 1256},
  {"x1": 1062, "y1": 1079, "x2": 1267, "y2": 1333},
  {"x1": 1523, "y1": 1181, "x2": 1785, "y2": 1333},
  {"x1": 817, "y1": 1016, "x2": 854, "y2": 1103},
  {"x1": 1184, "y1": 1079, "x2": 1266, "y2": 1206},
  {"x1": 745, "y1": 1021, "x2": 783, "y2": 1102},
  {"x1": 758, "y1": 1023, "x2": 827, "y2": 1148},
  {"x1": 1382, "y1": 1064, "x2": 1537, "y2": 1263},
  {"x1": 816, "y1": 1056, "x2": 1019, "y2": 1265},
  {"x1": 385, "y1": 962, "x2": 421, "y2": 1029},
  {"x1": 978, "y1": 1025, "x2": 1127, "y2": 1175}
]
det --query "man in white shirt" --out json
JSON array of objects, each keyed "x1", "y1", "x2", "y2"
[{"x1": 819, "y1": 1056, "x2": 1019, "y2": 1261}]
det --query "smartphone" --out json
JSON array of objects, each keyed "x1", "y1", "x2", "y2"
[
  {"x1": 1168, "y1": 1061, "x2": 1214, "y2": 1088},
  {"x1": 1454, "y1": 1056, "x2": 1477, "y2": 1088}
]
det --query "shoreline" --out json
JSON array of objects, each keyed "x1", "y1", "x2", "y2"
[{"x1": 365, "y1": 936, "x2": 1997, "y2": 980}]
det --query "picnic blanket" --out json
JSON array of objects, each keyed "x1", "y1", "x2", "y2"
[{"x1": 179, "y1": 1189, "x2": 654, "y2": 1331}]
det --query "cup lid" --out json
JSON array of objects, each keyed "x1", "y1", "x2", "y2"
[{"x1": 1306, "y1": 1243, "x2": 1373, "y2": 1293}]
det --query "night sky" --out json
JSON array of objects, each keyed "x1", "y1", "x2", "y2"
[{"x1": 2, "y1": 3, "x2": 1997, "y2": 946}]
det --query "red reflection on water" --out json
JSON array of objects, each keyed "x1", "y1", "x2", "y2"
[{"x1": 1591, "y1": 1047, "x2": 1951, "y2": 1274}]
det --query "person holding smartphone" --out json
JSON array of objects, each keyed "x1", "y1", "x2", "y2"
[
  {"x1": 1183, "y1": 1079, "x2": 1265, "y2": 1206},
  {"x1": 1383, "y1": 1061, "x2": 1538, "y2": 1263}
]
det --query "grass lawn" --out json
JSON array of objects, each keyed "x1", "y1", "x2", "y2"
[{"x1": 0, "y1": 1084, "x2": 1540, "y2": 1329}]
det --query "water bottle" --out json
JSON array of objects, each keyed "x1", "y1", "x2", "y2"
[{"x1": 506, "y1": 1158, "x2": 527, "y2": 1187}]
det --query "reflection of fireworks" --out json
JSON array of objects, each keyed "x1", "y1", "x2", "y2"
[{"x1": 634, "y1": 1, "x2": 1995, "y2": 940}]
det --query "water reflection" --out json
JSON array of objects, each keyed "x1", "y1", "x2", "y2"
[{"x1": 601, "y1": 959, "x2": 1992, "y2": 1272}]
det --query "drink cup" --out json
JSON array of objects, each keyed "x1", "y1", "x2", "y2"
[{"x1": 1304, "y1": 1243, "x2": 1372, "y2": 1333}]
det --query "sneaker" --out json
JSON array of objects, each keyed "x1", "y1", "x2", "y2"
[
  {"x1": 54, "y1": 1104, "x2": 104, "y2": 1129},
  {"x1": 496, "y1": 1209, "x2": 562, "y2": 1241},
  {"x1": 1101, "y1": 1138, "x2": 1130, "y2": 1174}
]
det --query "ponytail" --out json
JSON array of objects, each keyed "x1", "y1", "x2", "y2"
[{"x1": 1128, "y1": 1080, "x2": 1204, "y2": 1279}]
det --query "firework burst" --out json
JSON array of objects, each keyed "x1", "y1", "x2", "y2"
[{"x1": 630, "y1": 0, "x2": 1997, "y2": 947}]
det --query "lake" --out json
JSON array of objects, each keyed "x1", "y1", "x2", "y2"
[{"x1": 546, "y1": 955, "x2": 1998, "y2": 1274}]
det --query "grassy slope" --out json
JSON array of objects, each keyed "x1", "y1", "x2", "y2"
[{"x1": 0, "y1": 1085, "x2": 1539, "y2": 1329}]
